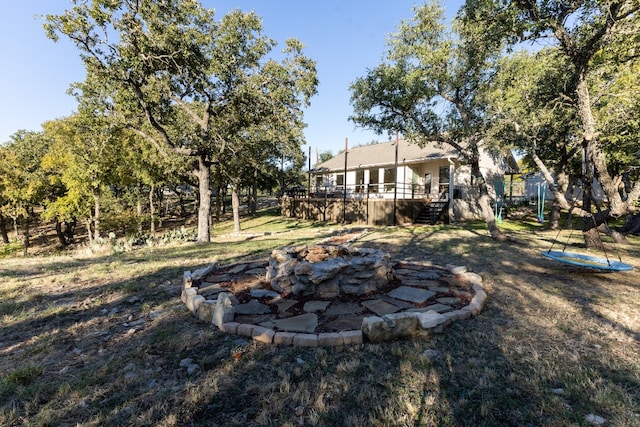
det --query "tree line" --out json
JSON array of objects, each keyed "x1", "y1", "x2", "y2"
[
  {"x1": 2, "y1": 0, "x2": 639, "y2": 253},
  {"x1": 0, "y1": 110, "x2": 307, "y2": 253},
  {"x1": 1, "y1": 1, "x2": 317, "y2": 252}
]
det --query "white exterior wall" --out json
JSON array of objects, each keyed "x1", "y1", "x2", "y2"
[
  {"x1": 346, "y1": 170, "x2": 356, "y2": 188},
  {"x1": 318, "y1": 157, "x2": 491, "y2": 203},
  {"x1": 335, "y1": 160, "x2": 472, "y2": 199},
  {"x1": 411, "y1": 159, "x2": 466, "y2": 199},
  {"x1": 311, "y1": 146, "x2": 512, "y2": 222}
]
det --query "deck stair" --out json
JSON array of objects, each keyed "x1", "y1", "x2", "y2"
[{"x1": 415, "y1": 198, "x2": 449, "y2": 225}]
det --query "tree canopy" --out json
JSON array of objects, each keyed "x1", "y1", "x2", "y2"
[
  {"x1": 464, "y1": 0, "x2": 640, "y2": 245},
  {"x1": 350, "y1": 1, "x2": 508, "y2": 239},
  {"x1": 45, "y1": 0, "x2": 317, "y2": 240},
  {"x1": 0, "y1": 130, "x2": 52, "y2": 253}
]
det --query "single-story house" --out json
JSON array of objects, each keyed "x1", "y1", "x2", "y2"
[
  {"x1": 284, "y1": 139, "x2": 518, "y2": 225},
  {"x1": 313, "y1": 140, "x2": 468, "y2": 199}
]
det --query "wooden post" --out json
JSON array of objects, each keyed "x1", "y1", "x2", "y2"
[
  {"x1": 448, "y1": 158, "x2": 455, "y2": 223},
  {"x1": 307, "y1": 145, "x2": 311, "y2": 220},
  {"x1": 393, "y1": 133, "x2": 398, "y2": 226},
  {"x1": 343, "y1": 138, "x2": 348, "y2": 223}
]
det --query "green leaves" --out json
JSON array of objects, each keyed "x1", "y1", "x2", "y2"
[
  {"x1": 464, "y1": 0, "x2": 640, "y2": 218},
  {"x1": 0, "y1": 131, "x2": 51, "y2": 218},
  {"x1": 46, "y1": 0, "x2": 318, "y2": 237},
  {"x1": 349, "y1": 1, "x2": 499, "y2": 151},
  {"x1": 45, "y1": 0, "x2": 317, "y2": 164}
]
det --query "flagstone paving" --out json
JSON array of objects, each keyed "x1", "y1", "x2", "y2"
[
  {"x1": 273, "y1": 299, "x2": 297, "y2": 313},
  {"x1": 387, "y1": 286, "x2": 436, "y2": 304},
  {"x1": 322, "y1": 314, "x2": 365, "y2": 331},
  {"x1": 361, "y1": 299, "x2": 401, "y2": 316},
  {"x1": 235, "y1": 299, "x2": 271, "y2": 315},
  {"x1": 261, "y1": 313, "x2": 318, "y2": 333},
  {"x1": 324, "y1": 302, "x2": 364, "y2": 316},
  {"x1": 303, "y1": 300, "x2": 331, "y2": 312},
  {"x1": 379, "y1": 295, "x2": 416, "y2": 309},
  {"x1": 182, "y1": 244, "x2": 487, "y2": 346}
]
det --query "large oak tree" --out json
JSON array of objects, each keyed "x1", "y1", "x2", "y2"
[
  {"x1": 46, "y1": 0, "x2": 317, "y2": 241},
  {"x1": 463, "y1": 0, "x2": 640, "y2": 246},
  {"x1": 0, "y1": 131, "x2": 51, "y2": 254},
  {"x1": 350, "y1": 1, "x2": 508, "y2": 239}
]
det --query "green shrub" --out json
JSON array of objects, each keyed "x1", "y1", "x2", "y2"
[{"x1": 0, "y1": 241, "x2": 22, "y2": 258}]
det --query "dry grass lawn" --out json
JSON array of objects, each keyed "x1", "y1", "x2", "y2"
[{"x1": 1, "y1": 212, "x2": 639, "y2": 426}]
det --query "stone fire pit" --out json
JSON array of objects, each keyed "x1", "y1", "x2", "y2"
[
  {"x1": 266, "y1": 245, "x2": 393, "y2": 297},
  {"x1": 181, "y1": 233, "x2": 487, "y2": 346}
]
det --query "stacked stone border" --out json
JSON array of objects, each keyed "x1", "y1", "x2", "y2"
[{"x1": 181, "y1": 263, "x2": 486, "y2": 347}]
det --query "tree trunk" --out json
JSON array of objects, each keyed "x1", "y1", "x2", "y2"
[
  {"x1": 470, "y1": 153, "x2": 506, "y2": 241},
  {"x1": 214, "y1": 186, "x2": 221, "y2": 222},
  {"x1": 157, "y1": 186, "x2": 164, "y2": 228},
  {"x1": 231, "y1": 181, "x2": 242, "y2": 233},
  {"x1": 65, "y1": 220, "x2": 76, "y2": 244},
  {"x1": 86, "y1": 219, "x2": 93, "y2": 246},
  {"x1": 218, "y1": 185, "x2": 228, "y2": 216},
  {"x1": 93, "y1": 193, "x2": 101, "y2": 241},
  {"x1": 149, "y1": 184, "x2": 156, "y2": 237},
  {"x1": 575, "y1": 75, "x2": 626, "y2": 217},
  {"x1": 174, "y1": 185, "x2": 187, "y2": 218},
  {"x1": 55, "y1": 219, "x2": 68, "y2": 247},
  {"x1": 22, "y1": 216, "x2": 30, "y2": 257},
  {"x1": 193, "y1": 182, "x2": 200, "y2": 217},
  {"x1": 605, "y1": 226, "x2": 628, "y2": 244},
  {"x1": 548, "y1": 200, "x2": 562, "y2": 230},
  {"x1": 0, "y1": 213, "x2": 9, "y2": 244},
  {"x1": 478, "y1": 190, "x2": 505, "y2": 241},
  {"x1": 136, "y1": 184, "x2": 144, "y2": 235},
  {"x1": 581, "y1": 159, "x2": 598, "y2": 249},
  {"x1": 12, "y1": 211, "x2": 19, "y2": 238},
  {"x1": 580, "y1": 209, "x2": 628, "y2": 249},
  {"x1": 249, "y1": 169, "x2": 258, "y2": 214},
  {"x1": 622, "y1": 214, "x2": 640, "y2": 234},
  {"x1": 196, "y1": 156, "x2": 211, "y2": 242},
  {"x1": 549, "y1": 170, "x2": 570, "y2": 230},
  {"x1": 582, "y1": 225, "x2": 603, "y2": 250},
  {"x1": 214, "y1": 167, "x2": 223, "y2": 222}
]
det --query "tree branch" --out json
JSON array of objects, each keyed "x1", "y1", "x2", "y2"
[
  {"x1": 171, "y1": 96, "x2": 207, "y2": 129},
  {"x1": 529, "y1": 147, "x2": 590, "y2": 217}
]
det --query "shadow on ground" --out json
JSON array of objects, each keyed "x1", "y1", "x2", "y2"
[{"x1": 1, "y1": 225, "x2": 639, "y2": 426}]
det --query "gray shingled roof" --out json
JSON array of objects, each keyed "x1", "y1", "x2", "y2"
[{"x1": 314, "y1": 140, "x2": 459, "y2": 172}]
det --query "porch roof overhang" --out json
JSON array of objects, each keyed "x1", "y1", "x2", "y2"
[
  {"x1": 345, "y1": 155, "x2": 457, "y2": 171},
  {"x1": 311, "y1": 140, "x2": 461, "y2": 174}
]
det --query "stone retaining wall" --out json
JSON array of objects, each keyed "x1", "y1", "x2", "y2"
[{"x1": 180, "y1": 262, "x2": 486, "y2": 347}]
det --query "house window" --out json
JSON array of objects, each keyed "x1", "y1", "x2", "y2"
[
  {"x1": 439, "y1": 166, "x2": 450, "y2": 197},
  {"x1": 315, "y1": 176, "x2": 324, "y2": 194},
  {"x1": 355, "y1": 170, "x2": 365, "y2": 193},
  {"x1": 336, "y1": 174, "x2": 344, "y2": 192},
  {"x1": 384, "y1": 168, "x2": 396, "y2": 192},
  {"x1": 369, "y1": 169, "x2": 379, "y2": 193}
]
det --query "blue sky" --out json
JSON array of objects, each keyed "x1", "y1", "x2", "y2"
[{"x1": 0, "y1": 0, "x2": 464, "y2": 156}]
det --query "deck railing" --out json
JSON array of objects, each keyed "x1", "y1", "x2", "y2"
[{"x1": 307, "y1": 183, "x2": 431, "y2": 200}]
